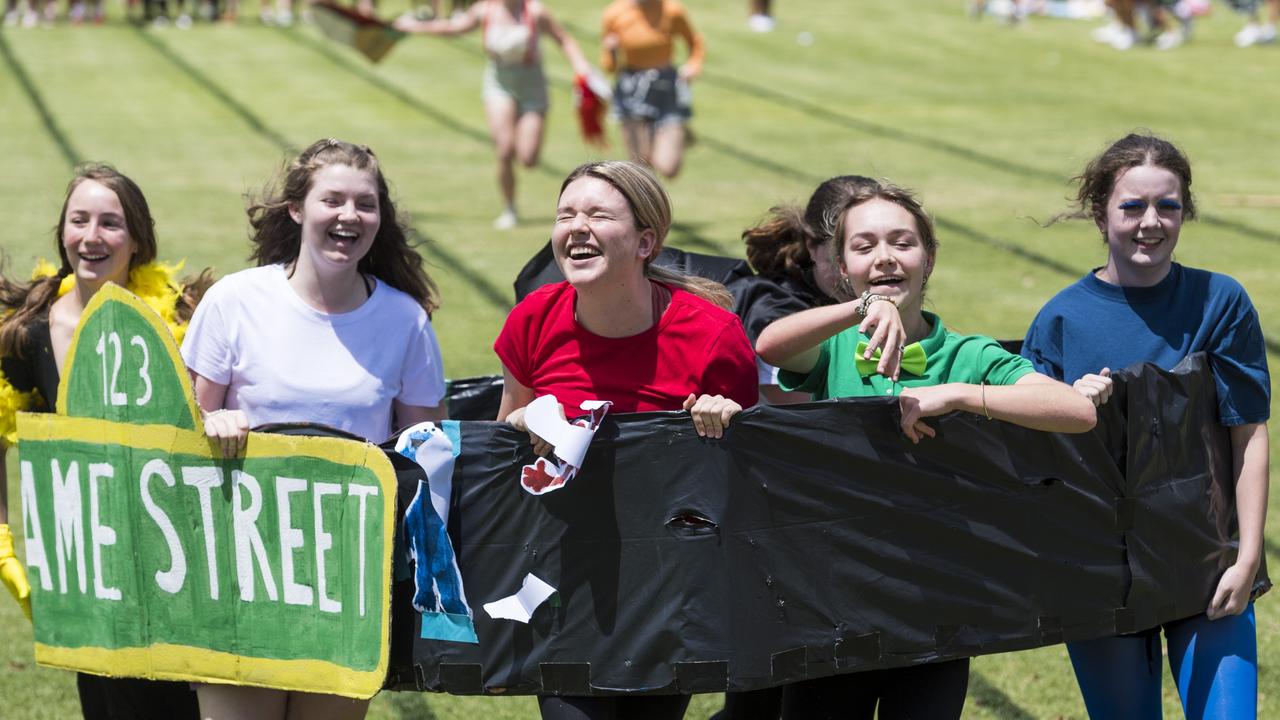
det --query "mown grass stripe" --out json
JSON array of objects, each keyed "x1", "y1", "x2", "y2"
[
  {"x1": 129, "y1": 25, "x2": 298, "y2": 154},
  {"x1": 0, "y1": 31, "x2": 81, "y2": 168},
  {"x1": 128, "y1": 24, "x2": 512, "y2": 312},
  {"x1": 968, "y1": 671, "x2": 1037, "y2": 720}
]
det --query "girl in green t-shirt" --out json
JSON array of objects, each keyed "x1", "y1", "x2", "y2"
[{"x1": 755, "y1": 178, "x2": 1096, "y2": 718}]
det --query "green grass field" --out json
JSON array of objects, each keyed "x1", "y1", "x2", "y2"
[{"x1": 2, "y1": 0, "x2": 1279, "y2": 716}]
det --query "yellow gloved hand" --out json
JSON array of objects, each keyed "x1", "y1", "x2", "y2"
[{"x1": 0, "y1": 524, "x2": 32, "y2": 622}]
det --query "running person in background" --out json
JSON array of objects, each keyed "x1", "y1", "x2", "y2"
[
  {"x1": 184, "y1": 139, "x2": 446, "y2": 720},
  {"x1": 747, "y1": 0, "x2": 773, "y2": 32},
  {"x1": 1091, "y1": 0, "x2": 1180, "y2": 49},
  {"x1": 0, "y1": 164, "x2": 209, "y2": 720},
  {"x1": 600, "y1": 0, "x2": 704, "y2": 179},
  {"x1": 1022, "y1": 133, "x2": 1269, "y2": 720},
  {"x1": 1233, "y1": 0, "x2": 1278, "y2": 46},
  {"x1": 496, "y1": 161, "x2": 756, "y2": 719},
  {"x1": 757, "y1": 178, "x2": 1095, "y2": 720},
  {"x1": 395, "y1": 0, "x2": 593, "y2": 230}
]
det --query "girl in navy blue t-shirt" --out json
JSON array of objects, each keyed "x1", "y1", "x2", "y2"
[{"x1": 1023, "y1": 133, "x2": 1270, "y2": 719}]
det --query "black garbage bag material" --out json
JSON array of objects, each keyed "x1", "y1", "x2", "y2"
[
  {"x1": 445, "y1": 376, "x2": 505, "y2": 423},
  {"x1": 387, "y1": 354, "x2": 1266, "y2": 695}
]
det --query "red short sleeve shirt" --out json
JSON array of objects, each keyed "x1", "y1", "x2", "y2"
[{"x1": 494, "y1": 282, "x2": 758, "y2": 413}]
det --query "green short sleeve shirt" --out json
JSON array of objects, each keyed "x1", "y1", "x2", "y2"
[{"x1": 778, "y1": 312, "x2": 1036, "y2": 400}]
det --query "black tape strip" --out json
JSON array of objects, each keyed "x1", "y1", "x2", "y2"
[
  {"x1": 934, "y1": 624, "x2": 981, "y2": 654},
  {"x1": 805, "y1": 642, "x2": 836, "y2": 674},
  {"x1": 674, "y1": 661, "x2": 729, "y2": 693},
  {"x1": 439, "y1": 664, "x2": 483, "y2": 693},
  {"x1": 1114, "y1": 498, "x2": 1138, "y2": 531},
  {"x1": 771, "y1": 646, "x2": 808, "y2": 683},
  {"x1": 1038, "y1": 616, "x2": 1063, "y2": 645},
  {"x1": 540, "y1": 663, "x2": 592, "y2": 695},
  {"x1": 1113, "y1": 608, "x2": 1136, "y2": 636},
  {"x1": 834, "y1": 633, "x2": 882, "y2": 669}
]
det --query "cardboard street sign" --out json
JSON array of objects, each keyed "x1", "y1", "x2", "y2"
[
  {"x1": 16, "y1": 283, "x2": 397, "y2": 699},
  {"x1": 312, "y1": 1, "x2": 405, "y2": 64}
]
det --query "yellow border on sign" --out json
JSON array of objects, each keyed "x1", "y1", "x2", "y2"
[
  {"x1": 19, "y1": 281, "x2": 400, "y2": 699},
  {"x1": 18, "y1": 414, "x2": 398, "y2": 698},
  {"x1": 34, "y1": 643, "x2": 383, "y2": 699},
  {"x1": 55, "y1": 282, "x2": 203, "y2": 426}
]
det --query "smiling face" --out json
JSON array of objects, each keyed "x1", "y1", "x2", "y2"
[
  {"x1": 61, "y1": 179, "x2": 138, "y2": 291},
  {"x1": 552, "y1": 176, "x2": 656, "y2": 291},
  {"x1": 1097, "y1": 164, "x2": 1184, "y2": 286},
  {"x1": 290, "y1": 163, "x2": 380, "y2": 272},
  {"x1": 838, "y1": 198, "x2": 933, "y2": 314}
]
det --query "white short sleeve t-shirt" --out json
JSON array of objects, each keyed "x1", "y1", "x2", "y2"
[{"x1": 181, "y1": 264, "x2": 446, "y2": 442}]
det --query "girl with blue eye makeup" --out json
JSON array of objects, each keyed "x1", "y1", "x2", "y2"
[{"x1": 1023, "y1": 133, "x2": 1270, "y2": 719}]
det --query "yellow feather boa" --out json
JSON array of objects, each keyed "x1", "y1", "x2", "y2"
[{"x1": 0, "y1": 261, "x2": 190, "y2": 445}]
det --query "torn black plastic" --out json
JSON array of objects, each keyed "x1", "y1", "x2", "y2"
[{"x1": 389, "y1": 354, "x2": 1268, "y2": 695}]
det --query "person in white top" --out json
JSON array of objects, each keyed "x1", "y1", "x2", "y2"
[
  {"x1": 395, "y1": 0, "x2": 593, "y2": 230},
  {"x1": 180, "y1": 138, "x2": 446, "y2": 720}
]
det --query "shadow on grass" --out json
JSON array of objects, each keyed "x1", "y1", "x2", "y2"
[
  {"x1": 127, "y1": 25, "x2": 512, "y2": 312},
  {"x1": 1199, "y1": 214, "x2": 1280, "y2": 245},
  {"x1": 968, "y1": 671, "x2": 1037, "y2": 720},
  {"x1": 696, "y1": 71, "x2": 1280, "y2": 246},
  {"x1": 379, "y1": 690, "x2": 442, "y2": 720},
  {"x1": 0, "y1": 32, "x2": 82, "y2": 168},
  {"x1": 130, "y1": 25, "x2": 297, "y2": 154},
  {"x1": 670, "y1": 220, "x2": 729, "y2": 254},
  {"x1": 933, "y1": 217, "x2": 1078, "y2": 278},
  {"x1": 703, "y1": 71, "x2": 1067, "y2": 188},
  {"x1": 273, "y1": 27, "x2": 495, "y2": 149}
]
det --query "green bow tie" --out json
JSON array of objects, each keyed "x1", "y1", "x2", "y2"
[{"x1": 855, "y1": 341, "x2": 927, "y2": 377}]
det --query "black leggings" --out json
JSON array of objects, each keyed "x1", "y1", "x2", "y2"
[
  {"x1": 76, "y1": 673, "x2": 199, "y2": 720},
  {"x1": 713, "y1": 687, "x2": 783, "y2": 720},
  {"x1": 537, "y1": 694, "x2": 691, "y2": 720},
  {"x1": 780, "y1": 658, "x2": 970, "y2": 720}
]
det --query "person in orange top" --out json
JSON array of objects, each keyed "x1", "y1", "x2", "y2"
[{"x1": 600, "y1": 0, "x2": 704, "y2": 179}]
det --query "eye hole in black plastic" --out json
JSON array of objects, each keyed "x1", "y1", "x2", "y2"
[{"x1": 666, "y1": 511, "x2": 719, "y2": 538}]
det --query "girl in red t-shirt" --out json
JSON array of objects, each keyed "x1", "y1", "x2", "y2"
[{"x1": 493, "y1": 160, "x2": 755, "y2": 718}]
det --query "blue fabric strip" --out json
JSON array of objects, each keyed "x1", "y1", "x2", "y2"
[{"x1": 420, "y1": 611, "x2": 479, "y2": 643}]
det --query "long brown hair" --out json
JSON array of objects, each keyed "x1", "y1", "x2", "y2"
[
  {"x1": 559, "y1": 161, "x2": 733, "y2": 309},
  {"x1": 0, "y1": 164, "x2": 209, "y2": 357},
  {"x1": 743, "y1": 175, "x2": 876, "y2": 281},
  {"x1": 246, "y1": 139, "x2": 441, "y2": 313}
]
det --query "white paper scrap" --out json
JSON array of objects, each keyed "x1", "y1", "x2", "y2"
[
  {"x1": 483, "y1": 573, "x2": 557, "y2": 623},
  {"x1": 524, "y1": 395, "x2": 595, "y2": 467}
]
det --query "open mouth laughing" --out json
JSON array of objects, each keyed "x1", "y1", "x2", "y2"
[
  {"x1": 567, "y1": 245, "x2": 602, "y2": 261},
  {"x1": 869, "y1": 275, "x2": 906, "y2": 291},
  {"x1": 329, "y1": 228, "x2": 360, "y2": 245}
]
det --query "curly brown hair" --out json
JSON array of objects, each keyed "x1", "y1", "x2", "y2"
[{"x1": 1064, "y1": 133, "x2": 1196, "y2": 231}]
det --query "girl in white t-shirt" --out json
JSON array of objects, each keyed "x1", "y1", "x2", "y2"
[{"x1": 180, "y1": 138, "x2": 446, "y2": 720}]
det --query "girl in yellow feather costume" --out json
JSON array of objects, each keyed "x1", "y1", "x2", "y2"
[{"x1": 0, "y1": 163, "x2": 210, "y2": 720}]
